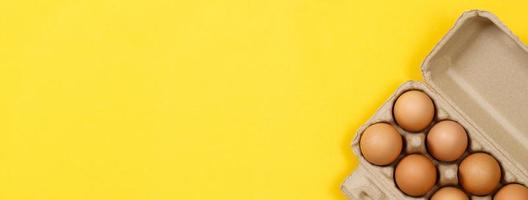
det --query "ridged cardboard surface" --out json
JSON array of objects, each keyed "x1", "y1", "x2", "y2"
[{"x1": 342, "y1": 10, "x2": 528, "y2": 199}]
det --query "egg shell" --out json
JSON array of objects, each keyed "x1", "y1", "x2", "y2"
[
  {"x1": 459, "y1": 153, "x2": 502, "y2": 196},
  {"x1": 427, "y1": 120, "x2": 468, "y2": 162},
  {"x1": 393, "y1": 90, "x2": 435, "y2": 132},
  {"x1": 395, "y1": 154, "x2": 437, "y2": 197},
  {"x1": 494, "y1": 184, "x2": 528, "y2": 200},
  {"x1": 431, "y1": 187, "x2": 469, "y2": 200},
  {"x1": 359, "y1": 123, "x2": 403, "y2": 166}
]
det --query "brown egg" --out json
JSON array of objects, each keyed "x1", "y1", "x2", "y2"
[
  {"x1": 431, "y1": 187, "x2": 469, "y2": 200},
  {"x1": 359, "y1": 123, "x2": 403, "y2": 165},
  {"x1": 459, "y1": 153, "x2": 502, "y2": 195},
  {"x1": 393, "y1": 90, "x2": 435, "y2": 132},
  {"x1": 494, "y1": 184, "x2": 528, "y2": 200},
  {"x1": 426, "y1": 120, "x2": 468, "y2": 161},
  {"x1": 395, "y1": 154, "x2": 437, "y2": 197}
]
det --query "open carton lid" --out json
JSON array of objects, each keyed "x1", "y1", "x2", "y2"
[{"x1": 422, "y1": 10, "x2": 528, "y2": 169}]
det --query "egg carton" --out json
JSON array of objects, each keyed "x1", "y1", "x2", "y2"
[{"x1": 341, "y1": 10, "x2": 528, "y2": 200}]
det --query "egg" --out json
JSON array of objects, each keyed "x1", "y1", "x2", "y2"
[
  {"x1": 459, "y1": 153, "x2": 502, "y2": 195},
  {"x1": 359, "y1": 123, "x2": 403, "y2": 166},
  {"x1": 494, "y1": 184, "x2": 528, "y2": 200},
  {"x1": 393, "y1": 90, "x2": 435, "y2": 132},
  {"x1": 395, "y1": 154, "x2": 437, "y2": 197},
  {"x1": 431, "y1": 187, "x2": 469, "y2": 200},
  {"x1": 426, "y1": 120, "x2": 468, "y2": 161}
]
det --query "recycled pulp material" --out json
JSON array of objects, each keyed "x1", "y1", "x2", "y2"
[{"x1": 341, "y1": 10, "x2": 528, "y2": 200}]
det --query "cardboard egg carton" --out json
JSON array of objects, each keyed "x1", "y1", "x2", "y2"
[{"x1": 341, "y1": 10, "x2": 528, "y2": 199}]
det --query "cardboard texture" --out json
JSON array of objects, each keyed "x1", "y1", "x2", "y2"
[{"x1": 342, "y1": 10, "x2": 528, "y2": 199}]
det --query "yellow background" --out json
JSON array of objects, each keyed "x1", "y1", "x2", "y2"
[{"x1": 1, "y1": 1, "x2": 528, "y2": 199}]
